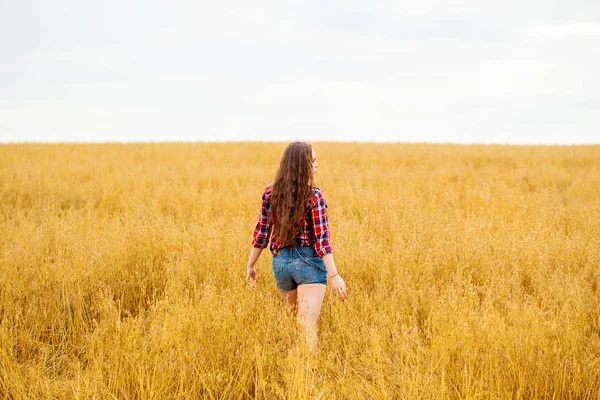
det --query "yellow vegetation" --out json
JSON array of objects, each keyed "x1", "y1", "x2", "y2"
[{"x1": 0, "y1": 142, "x2": 599, "y2": 399}]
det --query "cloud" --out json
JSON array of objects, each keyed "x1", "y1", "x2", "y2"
[
  {"x1": 0, "y1": 0, "x2": 599, "y2": 144},
  {"x1": 524, "y1": 22, "x2": 600, "y2": 37}
]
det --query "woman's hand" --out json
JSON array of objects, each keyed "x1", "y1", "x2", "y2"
[
  {"x1": 246, "y1": 266, "x2": 257, "y2": 286},
  {"x1": 246, "y1": 248, "x2": 263, "y2": 287},
  {"x1": 330, "y1": 275, "x2": 348, "y2": 302}
]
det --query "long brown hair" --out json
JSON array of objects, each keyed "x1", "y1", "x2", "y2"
[{"x1": 269, "y1": 142, "x2": 315, "y2": 248}]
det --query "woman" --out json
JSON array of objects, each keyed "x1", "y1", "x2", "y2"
[{"x1": 246, "y1": 142, "x2": 348, "y2": 353}]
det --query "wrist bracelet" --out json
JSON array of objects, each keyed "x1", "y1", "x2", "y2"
[{"x1": 329, "y1": 273, "x2": 339, "y2": 279}]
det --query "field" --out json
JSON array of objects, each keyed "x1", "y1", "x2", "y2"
[{"x1": 1, "y1": 142, "x2": 599, "y2": 399}]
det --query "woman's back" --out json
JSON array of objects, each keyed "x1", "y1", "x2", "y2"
[{"x1": 252, "y1": 184, "x2": 333, "y2": 257}]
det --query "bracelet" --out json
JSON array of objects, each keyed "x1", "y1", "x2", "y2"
[{"x1": 329, "y1": 273, "x2": 339, "y2": 279}]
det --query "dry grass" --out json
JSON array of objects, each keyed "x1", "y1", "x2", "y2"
[{"x1": 0, "y1": 142, "x2": 599, "y2": 399}]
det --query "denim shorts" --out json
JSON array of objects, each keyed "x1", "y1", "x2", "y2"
[{"x1": 272, "y1": 247, "x2": 327, "y2": 291}]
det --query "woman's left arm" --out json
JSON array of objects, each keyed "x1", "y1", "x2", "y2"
[
  {"x1": 248, "y1": 187, "x2": 271, "y2": 285},
  {"x1": 246, "y1": 247, "x2": 263, "y2": 285}
]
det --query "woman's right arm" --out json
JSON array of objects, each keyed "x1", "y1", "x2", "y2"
[
  {"x1": 322, "y1": 253, "x2": 348, "y2": 302},
  {"x1": 311, "y1": 189, "x2": 347, "y2": 302}
]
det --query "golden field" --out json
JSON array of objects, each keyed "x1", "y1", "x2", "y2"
[{"x1": 0, "y1": 142, "x2": 599, "y2": 399}]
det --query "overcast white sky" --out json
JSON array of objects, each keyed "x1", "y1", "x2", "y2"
[{"x1": 1, "y1": 0, "x2": 599, "y2": 144}]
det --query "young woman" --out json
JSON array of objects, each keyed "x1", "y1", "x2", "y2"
[{"x1": 246, "y1": 141, "x2": 348, "y2": 353}]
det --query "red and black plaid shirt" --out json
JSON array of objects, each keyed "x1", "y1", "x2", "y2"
[{"x1": 252, "y1": 184, "x2": 333, "y2": 257}]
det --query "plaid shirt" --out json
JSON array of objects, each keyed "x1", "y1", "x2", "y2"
[{"x1": 252, "y1": 184, "x2": 333, "y2": 257}]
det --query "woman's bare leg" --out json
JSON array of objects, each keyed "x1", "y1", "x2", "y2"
[
  {"x1": 278, "y1": 289, "x2": 298, "y2": 315},
  {"x1": 296, "y1": 284, "x2": 326, "y2": 354}
]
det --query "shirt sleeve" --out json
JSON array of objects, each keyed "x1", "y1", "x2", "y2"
[
  {"x1": 311, "y1": 189, "x2": 333, "y2": 257},
  {"x1": 251, "y1": 186, "x2": 272, "y2": 249}
]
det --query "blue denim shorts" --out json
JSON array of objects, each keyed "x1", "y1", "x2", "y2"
[{"x1": 272, "y1": 247, "x2": 327, "y2": 291}]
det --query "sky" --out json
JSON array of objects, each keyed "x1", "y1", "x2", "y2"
[{"x1": 1, "y1": 0, "x2": 599, "y2": 144}]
